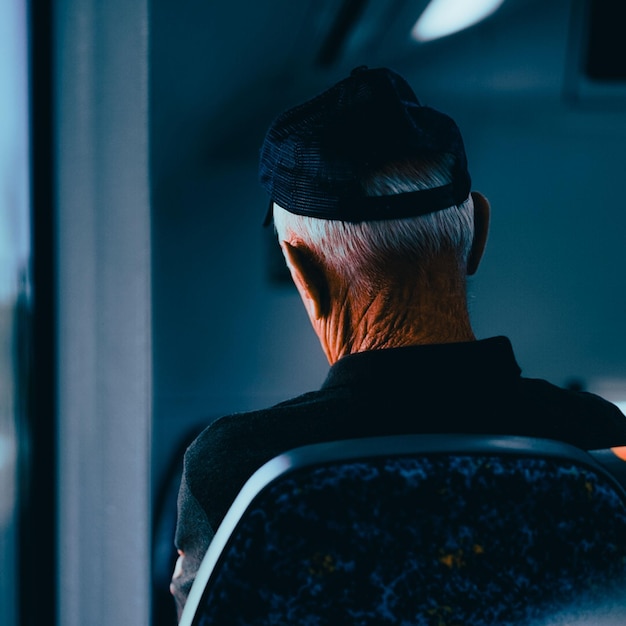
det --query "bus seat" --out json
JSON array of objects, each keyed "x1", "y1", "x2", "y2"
[{"x1": 179, "y1": 434, "x2": 626, "y2": 626}]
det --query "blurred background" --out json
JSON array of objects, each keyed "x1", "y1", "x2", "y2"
[{"x1": 2, "y1": 0, "x2": 626, "y2": 624}]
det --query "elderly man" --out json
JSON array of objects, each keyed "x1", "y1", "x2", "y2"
[{"x1": 170, "y1": 66, "x2": 626, "y2": 614}]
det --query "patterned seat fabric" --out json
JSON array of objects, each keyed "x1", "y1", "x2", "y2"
[{"x1": 194, "y1": 454, "x2": 626, "y2": 625}]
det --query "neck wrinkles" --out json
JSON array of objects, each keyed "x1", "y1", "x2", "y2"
[{"x1": 320, "y1": 263, "x2": 474, "y2": 364}]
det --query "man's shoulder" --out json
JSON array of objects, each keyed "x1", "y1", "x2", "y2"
[
  {"x1": 518, "y1": 376, "x2": 622, "y2": 414},
  {"x1": 190, "y1": 390, "x2": 328, "y2": 449},
  {"x1": 184, "y1": 388, "x2": 338, "y2": 478},
  {"x1": 516, "y1": 376, "x2": 626, "y2": 449},
  {"x1": 180, "y1": 387, "x2": 346, "y2": 528}
]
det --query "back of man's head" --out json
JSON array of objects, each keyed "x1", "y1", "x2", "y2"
[
  {"x1": 258, "y1": 66, "x2": 478, "y2": 296},
  {"x1": 272, "y1": 158, "x2": 474, "y2": 298}
]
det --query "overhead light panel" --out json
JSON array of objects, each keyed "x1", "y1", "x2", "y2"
[{"x1": 412, "y1": 0, "x2": 505, "y2": 42}]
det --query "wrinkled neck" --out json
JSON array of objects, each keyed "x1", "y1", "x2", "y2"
[{"x1": 316, "y1": 261, "x2": 475, "y2": 364}]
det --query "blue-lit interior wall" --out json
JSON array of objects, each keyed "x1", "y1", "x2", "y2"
[{"x1": 150, "y1": 0, "x2": 626, "y2": 493}]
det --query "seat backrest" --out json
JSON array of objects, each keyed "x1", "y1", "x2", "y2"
[{"x1": 179, "y1": 434, "x2": 626, "y2": 626}]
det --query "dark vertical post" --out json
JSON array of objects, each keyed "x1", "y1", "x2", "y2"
[{"x1": 20, "y1": 0, "x2": 57, "y2": 624}]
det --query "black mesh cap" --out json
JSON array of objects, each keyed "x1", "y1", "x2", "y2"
[{"x1": 259, "y1": 66, "x2": 471, "y2": 225}]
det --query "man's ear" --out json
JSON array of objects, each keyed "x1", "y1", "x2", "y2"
[
  {"x1": 467, "y1": 191, "x2": 490, "y2": 276},
  {"x1": 280, "y1": 241, "x2": 330, "y2": 320}
]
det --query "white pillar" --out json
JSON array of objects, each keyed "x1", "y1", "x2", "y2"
[{"x1": 55, "y1": 0, "x2": 152, "y2": 624}]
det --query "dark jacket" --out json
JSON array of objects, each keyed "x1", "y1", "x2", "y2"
[{"x1": 173, "y1": 336, "x2": 626, "y2": 599}]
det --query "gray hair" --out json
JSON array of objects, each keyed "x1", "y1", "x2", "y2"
[{"x1": 273, "y1": 155, "x2": 474, "y2": 296}]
